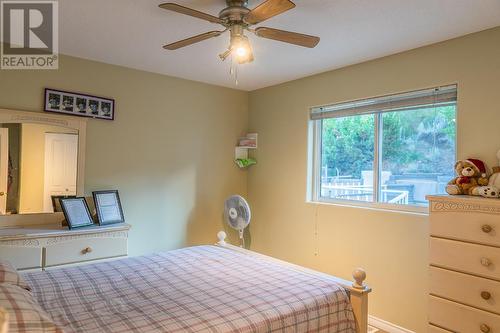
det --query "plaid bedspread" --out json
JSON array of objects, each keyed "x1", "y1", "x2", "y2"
[{"x1": 22, "y1": 245, "x2": 356, "y2": 333}]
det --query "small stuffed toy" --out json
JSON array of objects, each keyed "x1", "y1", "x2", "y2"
[
  {"x1": 446, "y1": 158, "x2": 489, "y2": 195},
  {"x1": 489, "y1": 166, "x2": 500, "y2": 189},
  {"x1": 476, "y1": 186, "x2": 500, "y2": 198},
  {"x1": 473, "y1": 159, "x2": 500, "y2": 198}
]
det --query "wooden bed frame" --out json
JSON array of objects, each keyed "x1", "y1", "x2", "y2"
[
  {"x1": 0, "y1": 233, "x2": 371, "y2": 333},
  {"x1": 216, "y1": 231, "x2": 371, "y2": 333},
  {"x1": 0, "y1": 308, "x2": 6, "y2": 333}
]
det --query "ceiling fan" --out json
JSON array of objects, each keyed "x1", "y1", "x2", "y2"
[{"x1": 159, "y1": 0, "x2": 320, "y2": 64}]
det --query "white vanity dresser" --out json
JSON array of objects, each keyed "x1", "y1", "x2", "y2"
[
  {"x1": 0, "y1": 108, "x2": 130, "y2": 271},
  {"x1": 428, "y1": 195, "x2": 500, "y2": 332},
  {"x1": 0, "y1": 223, "x2": 130, "y2": 270}
]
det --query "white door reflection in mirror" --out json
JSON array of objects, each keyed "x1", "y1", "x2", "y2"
[
  {"x1": 0, "y1": 128, "x2": 8, "y2": 214},
  {"x1": 43, "y1": 133, "x2": 78, "y2": 213}
]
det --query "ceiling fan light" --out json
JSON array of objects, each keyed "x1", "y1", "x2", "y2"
[
  {"x1": 235, "y1": 46, "x2": 247, "y2": 57},
  {"x1": 231, "y1": 36, "x2": 253, "y2": 64}
]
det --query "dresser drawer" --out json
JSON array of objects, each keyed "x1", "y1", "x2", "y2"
[
  {"x1": 430, "y1": 238, "x2": 500, "y2": 280},
  {"x1": 430, "y1": 211, "x2": 500, "y2": 247},
  {"x1": 428, "y1": 324, "x2": 453, "y2": 333},
  {"x1": 44, "y1": 237, "x2": 127, "y2": 267},
  {"x1": 430, "y1": 266, "x2": 500, "y2": 314},
  {"x1": 0, "y1": 245, "x2": 42, "y2": 270},
  {"x1": 429, "y1": 295, "x2": 500, "y2": 332}
]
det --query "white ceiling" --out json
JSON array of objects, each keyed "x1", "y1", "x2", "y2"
[{"x1": 58, "y1": 0, "x2": 500, "y2": 91}]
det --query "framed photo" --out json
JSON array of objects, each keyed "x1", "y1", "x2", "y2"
[
  {"x1": 62, "y1": 95, "x2": 74, "y2": 112},
  {"x1": 75, "y1": 97, "x2": 87, "y2": 114},
  {"x1": 51, "y1": 195, "x2": 77, "y2": 212},
  {"x1": 60, "y1": 197, "x2": 95, "y2": 229},
  {"x1": 44, "y1": 88, "x2": 115, "y2": 120},
  {"x1": 92, "y1": 190, "x2": 125, "y2": 225}
]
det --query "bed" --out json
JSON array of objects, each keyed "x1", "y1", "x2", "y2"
[{"x1": 0, "y1": 232, "x2": 370, "y2": 333}]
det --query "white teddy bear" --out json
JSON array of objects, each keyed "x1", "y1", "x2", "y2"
[
  {"x1": 489, "y1": 150, "x2": 500, "y2": 188},
  {"x1": 476, "y1": 150, "x2": 500, "y2": 198},
  {"x1": 479, "y1": 186, "x2": 500, "y2": 198}
]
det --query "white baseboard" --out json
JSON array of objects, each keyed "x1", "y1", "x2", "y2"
[{"x1": 368, "y1": 315, "x2": 415, "y2": 333}]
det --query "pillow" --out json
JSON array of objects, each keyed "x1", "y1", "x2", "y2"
[
  {"x1": 0, "y1": 283, "x2": 64, "y2": 333},
  {"x1": 0, "y1": 260, "x2": 31, "y2": 291}
]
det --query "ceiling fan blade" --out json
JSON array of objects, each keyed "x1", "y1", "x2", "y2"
[
  {"x1": 163, "y1": 31, "x2": 224, "y2": 50},
  {"x1": 254, "y1": 27, "x2": 320, "y2": 48},
  {"x1": 244, "y1": 0, "x2": 296, "y2": 25},
  {"x1": 159, "y1": 3, "x2": 223, "y2": 24}
]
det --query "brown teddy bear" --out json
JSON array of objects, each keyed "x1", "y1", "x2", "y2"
[{"x1": 446, "y1": 159, "x2": 489, "y2": 195}]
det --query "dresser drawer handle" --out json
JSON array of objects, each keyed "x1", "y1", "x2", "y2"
[
  {"x1": 481, "y1": 291, "x2": 492, "y2": 300},
  {"x1": 481, "y1": 258, "x2": 492, "y2": 267},
  {"x1": 81, "y1": 247, "x2": 93, "y2": 254},
  {"x1": 480, "y1": 324, "x2": 490, "y2": 333},
  {"x1": 482, "y1": 225, "x2": 493, "y2": 233}
]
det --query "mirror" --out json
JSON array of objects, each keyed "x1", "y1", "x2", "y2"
[{"x1": 0, "y1": 123, "x2": 79, "y2": 215}]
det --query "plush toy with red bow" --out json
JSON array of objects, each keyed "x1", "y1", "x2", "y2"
[{"x1": 446, "y1": 158, "x2": 489, "y2": 195}]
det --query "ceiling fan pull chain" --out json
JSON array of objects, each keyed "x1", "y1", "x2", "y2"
[
  {"x1": 235, "y1": 65, "x2": 239, "y2": 86},
  {"x1": 229, "y1": 54, "x2": 235, "y2": 75},
  {"x1": 228, "y1": 55, "x2": 239, "y2": 85}
]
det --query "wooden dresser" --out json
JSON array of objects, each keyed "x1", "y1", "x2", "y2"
[
  {"x1": 0, "y1": 223, "x2": 130, "y2": 271},
  {"x1": 428, "y1": 195, "x2": 500, "y2": 332}
]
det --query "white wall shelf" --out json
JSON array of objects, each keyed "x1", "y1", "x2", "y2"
[{"x1": 235, "y1": 133, "x2": 257, "y2": 169}]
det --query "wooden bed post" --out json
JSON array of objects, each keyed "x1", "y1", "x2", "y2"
[
  {"x1": 351, "y1": 269, "x2": 370, "y2": 333},
  {"x1": 216, "y1": 231, "x2": 371, "y2": 333},
  {"x1": 0, "y1": 307, "x2": 8, "y2": 333},
  {"x1": 216, "y1": 231, "x2": 227, "y2": 246}
]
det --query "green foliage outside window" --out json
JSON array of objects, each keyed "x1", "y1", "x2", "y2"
[{"x1": 321, "y1": 106, "x2": 456, "y2": 179}]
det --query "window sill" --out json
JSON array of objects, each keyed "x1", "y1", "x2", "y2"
[{"x1": 306, "y1": 198, "x2": 429, "y2": 216}]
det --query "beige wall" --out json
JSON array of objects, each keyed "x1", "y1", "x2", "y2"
[
  {"x1": 0, "y1": 54, "x2": 248, "y2": 255},
  {"x1": 247, "y1": 27, "x2": 500, "y2": 331}
]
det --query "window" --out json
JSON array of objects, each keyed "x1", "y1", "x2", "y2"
[{"x1": 309, "y1": 85, "x2": 457, "y2": 210}]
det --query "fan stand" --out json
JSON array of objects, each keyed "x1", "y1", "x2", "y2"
[{"x1": 238, "y1": 228, "x2": 245, "y2": 248}]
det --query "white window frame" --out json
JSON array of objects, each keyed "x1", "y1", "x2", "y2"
[{"x1": 308, "y1": 86, "x2": 457, "y2": 214}]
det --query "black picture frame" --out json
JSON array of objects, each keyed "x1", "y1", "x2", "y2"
[
  {"x1": 92, "y1": 190, "x2": 125, "y2": 226},
  {"x1": 44, "y1": 88, "x2": 115, "y2": 120},
  {"x1": 51, "y1": 195, "x2": 77, "y2": 212},
  {"x1": 60, "y1": 197, "x2": 95, "y2": 229}
]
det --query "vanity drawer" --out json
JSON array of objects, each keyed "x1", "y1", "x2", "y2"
[
  {"x1": 429, "y1": 295, "x2": 500, "y2": 332},
  {"x1": 430, "y1": 266, "x2": 500, "y2": 314},
  {"x1": 430, "y1": 212, "x2": 500, "y2": 247},
  {"x1": 430, "y1": 238, "x2": 500, "y2": 280},
  {"x1": 44, "y1": 237, "x2": 127, "y2": 267},
  {"x1": 0, "y1": 245, "x2": 42, "y2": 270},
  {"x1": 428, "y1": 325, "x2": 452, "y2": 333}
]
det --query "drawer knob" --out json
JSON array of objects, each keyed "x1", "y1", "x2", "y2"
[
  {"x1": 481, "y1": 257, "x2": 492, "y2": 267},
  {"x1": 480, "y1": 324, "x2": 490, "y2": 333},
  {"x1": 482, "y1": 225, "x2": 493, "y2": 233},
  {"x1": 82, "y1": 247, "x2": 92, "y2": 254},
  {"x1": 481, "y1": 291, "x2": 492, "y2": 300}
]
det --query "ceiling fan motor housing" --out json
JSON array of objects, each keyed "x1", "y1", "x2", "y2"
[
  {"x1": 219, "y1": 4, "x2": 250, "y2": 24},
  {"x1": 226, "y1": 0, "x2": 248, "y2": 7}
]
